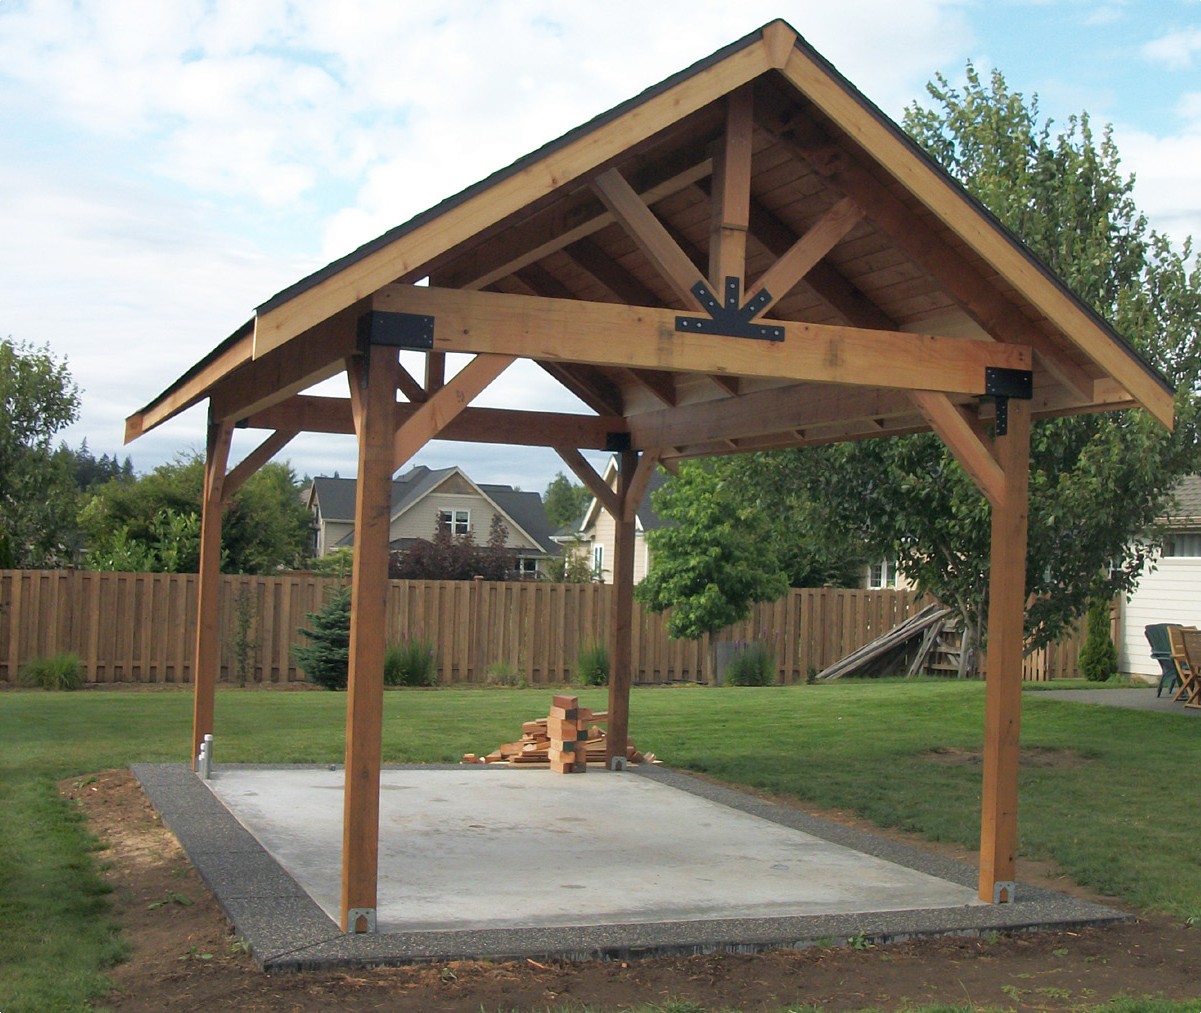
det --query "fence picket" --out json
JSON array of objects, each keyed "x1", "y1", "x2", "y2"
[{"x1": 0, "y1": 570, "x2": 1089, "y2": 685}]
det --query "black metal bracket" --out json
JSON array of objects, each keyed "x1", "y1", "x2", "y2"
[
  {"x1": 983, "y1": 367, "x2": 1033, "y2": 436},
  {"x1": 605, "y1": 432, "x2": 632, "y2": 452},
  {"x1": 357, "y1": 310, "x2": 435, "y2": 350},
  {"x1": 675, "y1": 277, "x2": 784, "y2": 342}
]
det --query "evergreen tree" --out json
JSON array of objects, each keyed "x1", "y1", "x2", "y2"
[{"x1": 293, "y1": 587, "x2": 351, "y2": 690}]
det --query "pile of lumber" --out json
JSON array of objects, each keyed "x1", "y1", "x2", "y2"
[
  {"x1": 815, "y1": 603, "x2": 954, "y2": 680},
  {"x1": 462, "y1": 694, "x2": 656, "y2": 771}
]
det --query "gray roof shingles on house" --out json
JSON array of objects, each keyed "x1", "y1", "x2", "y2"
[
  {"x1": 310, "y1": 467, "x2": 560, "y2": 555},
  {"x1": 1168, "y1": 474, "x2": 1201, "y2": 526}
]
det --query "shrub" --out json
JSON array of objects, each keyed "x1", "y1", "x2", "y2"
[
  {"x1": 384, "y1": 637, "x2": 439, "y2": 687},
  {"x1": 1078, "y1": 597, "x2": 1118, "y2": 683},
  {"x1": 293, "y1": 587, "x2": 350, "y2": 690},
  {"x1": 484, "y1": 661, "x2": 527, "y2": 688},
  {"x1": 21, "y1": 651, "x2": 85, "y2": 690},
  {"x1": 575, "y1": 639, "x2": 609, "y2": 686},
  {"x1": 725, "y1": 640, "x2": 776, "y2": 686}
]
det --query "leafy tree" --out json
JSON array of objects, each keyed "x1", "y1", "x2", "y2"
[
  {"x1": 543, "y1": 535, "x2": 597, "y2": 583},
  {"x1": 293, "y1": 587, "x2": 351, "y2": 690},
  {"x1": 635, "y1": 460, "x2": 789, "y2": 639},
  {"x1": 79, "y1": 454, "x2": 312, "y2": 573},
  {"x1": 542, "y1": 471, "x2": 591, "y2": 528},
  {"x1": 789, "y1": 66, "x2": 1201, "y2": 661},
  {"x1": 0, "y1": 338, "x2": 81, "y2": 567}
]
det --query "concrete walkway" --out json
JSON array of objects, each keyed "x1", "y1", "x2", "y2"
[
  {"x1": 1029, "y1": 686, "x2": 1200, "y2": 714},
  {"x1": 133, "y1": 763, "x2": 1127, "y2": 971}
]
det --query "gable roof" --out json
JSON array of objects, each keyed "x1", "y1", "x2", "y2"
[
  {"x1": 127, "y1": 18, "x2": 1174, "y2": 469},
  {"x1": 312, "y1": 467, "x2": 559, "y2": 555},
  {"x1": 1167, "y1": 475, "x2": 1201, "y2": 527}
]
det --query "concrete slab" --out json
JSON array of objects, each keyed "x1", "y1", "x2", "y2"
[
  {"x1": 132, "y1": 763, "x2": 1129, "y2": 972},
  {"x1": 1030, "y1": 687, "x2": 1200, "y2": 714}
]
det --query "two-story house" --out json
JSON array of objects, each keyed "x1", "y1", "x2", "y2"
[{"x1": 306, "y1": 465, "x2": 559, "y2": 576}]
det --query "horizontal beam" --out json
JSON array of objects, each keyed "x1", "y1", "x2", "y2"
[
  {"x1": 626, "y1": 383, "x2": 914, "y2": 449},
  {"x1": 373, "y1": 285, "x2": 1032, "y2": 396},
  {"x1": 243, "y1": 394, "x2": 623, "y2": 448}
]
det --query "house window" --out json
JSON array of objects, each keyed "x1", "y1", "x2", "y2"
[
  {"x1": 516, "y1": 557, "x2": 538, "y2": 577},
  {"x1": 592, "y1": 544, "x2": 604, "y2": 579},
  {"x1": 1164, "y1": 532, "x2": 1201, "y2": 557},
  {"x1": 440, "y1": 509, "x2": 470, "y2": 536},
  {"x1": 867, "y1": 558, "x2": 897, "y2": 589}
]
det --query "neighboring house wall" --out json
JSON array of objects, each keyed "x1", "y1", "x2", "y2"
[
  {"x1": 1119, "y1": 552, "x2": 1201, "y2": 677},
  {"x1": 394, "y1": 493, "x2": 539, "y2": 553},
  {"x1": 318, "y1": 520, "x2": 355, "y2": 557},
  {"x1": 584, "y1": 508, "x2": 652, "y2": 584}
]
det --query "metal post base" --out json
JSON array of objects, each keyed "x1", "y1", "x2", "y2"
[
  {"x1": 346, "y1": 907, "x2": 377, "y2": 933},
  {"x1": 993, "y1": 880, "x2": 1017, "y2": 904},
  {"x1": 608, "y1": 756, "x2": 627, "y2": 771}
]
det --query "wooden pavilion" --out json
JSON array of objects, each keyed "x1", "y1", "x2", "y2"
[{"x1": 126, "y1": 20, "x2": 1174, "y2": 934}]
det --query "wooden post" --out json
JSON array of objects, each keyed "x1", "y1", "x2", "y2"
[
  {"x1": 341, "y1": 344, "x2": 399, "y2": 933},
  {"x1": 607, "y1": 449, "x2": 638, "y2": 769},
  {"x1": 978, "y1": 398, "x2": 1031, "y2": 903},
  {"x1": 191, "y1": 418, "x2": 232, "y2": 765}
]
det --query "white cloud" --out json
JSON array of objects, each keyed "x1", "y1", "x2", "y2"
[{"x1": 1142, "y1": 26, "x2": 1201, "y2": 70}]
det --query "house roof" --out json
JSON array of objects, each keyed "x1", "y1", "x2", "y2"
[
  {"x1": 313, "y1": 467, "x2": 560, "y2": 555},
  {"x1": 1167, "y1": 475, "x2": 1201, "y2": 527},
  {"x1": 126, "y1": 19, "x2": 1175, "y2": 478}
]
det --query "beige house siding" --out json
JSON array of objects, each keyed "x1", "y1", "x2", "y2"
[
  {"x1": 1119, "y1": 555, "x2": 1201, "y2": 677},
  {"x1": 318, "y1": 519, "x2": 355, "y2": 557},
  {"x1": 583, "y1": 508, "x2": 652, "y2": 585}
]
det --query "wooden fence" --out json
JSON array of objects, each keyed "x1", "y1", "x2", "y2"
[{"x1": 0, "y1": 570, "x2": 1086, "y2": 686}]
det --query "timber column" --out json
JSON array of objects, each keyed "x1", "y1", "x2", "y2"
[
  {"x1": 191, "y1": 417, "x2": 232, "y2": 765},
  {"x1": 341, "y1": 344, "x2": 399, "y2": 933},
  {"x1": 606, "y1": 449, "x2": 638, "y2": 769},
  {"x1": 978, "y1": 397, "x2": 1031, "y2": 903}
]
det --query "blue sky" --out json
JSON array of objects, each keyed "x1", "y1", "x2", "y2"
[{"x1": 2, "y1": 0, "x2": 1199, "y2": 494}]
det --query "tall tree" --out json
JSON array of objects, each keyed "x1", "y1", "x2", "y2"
[
  {"x1": 80, "y1": 454, "x2": 312, "y2": 573},
  {"x1": 797, "y1": 66, "x2": 1201, "y2": 659},
  {"x1": 542, "y1": 471, "x2": 591, "y2": 528},
  {"x1": 0, "y1": 338, "x2": 81, "y2": 567},
  {"x1": 635, "y1": 460, "x2": 790, "y2": 640}
]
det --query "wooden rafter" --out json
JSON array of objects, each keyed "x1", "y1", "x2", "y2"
[
  {"x1": 627, "y1": 384, "x2": 914, "y2": 449},
  {"x1": 620, "y1": 367, "x2": 677, "y2": 407},
  {"x1": 761, "y1": 90, "x2": 1099, "y2": 406},
  {"x1": 244, "y1": 394, "x2": 622, "y2": 448},
  {"x1": 538, "y1": 361, "x2": 624, "y2": 416},
  {"x1": 592, "y1": 168, "x2": 706, "y2": 310},
  {"x1": 557, "y1": 446, "x2": 620, "y2": 519},
  {"x1": 747, "y1": 196, "x2": 864, "y2": 314},
  {"x1": 224, "y1": 428, "x2": 299, "y2": 497},
  {"x1": 910, "y1": 390, "x2": 1004, "y2": 507},
  {"x1": 209, "y1": 306, "x2": 361, "y2": 425},
  {"x1": 709, "y1": 85, "x2": 754, "y2": 289},
  {"x1": 373, "y1": 284, "x2": 1032, "y2": 396},
  {"x1": 393, "y1": 353, "x2": 515, "y2": 470},
  {"x1": 623, "y1": 449, "x2": 664, "y2": 524}
]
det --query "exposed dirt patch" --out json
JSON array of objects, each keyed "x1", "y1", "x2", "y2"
[
  {"x1": 923, "y1": 745, "x2": 1093, "y2": 769},
  {"x1": 66, "y1": 769, "x2": 1200, "y2": 1012}
]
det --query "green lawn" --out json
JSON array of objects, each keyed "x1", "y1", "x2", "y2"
[{"x1": 2, "y1": 681, "x2": 1198, "y2": 1012}]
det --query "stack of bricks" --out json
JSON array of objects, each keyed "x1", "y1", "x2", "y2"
[{"x1": 547, "y1": 693, "x2": 588, "y2": 774}]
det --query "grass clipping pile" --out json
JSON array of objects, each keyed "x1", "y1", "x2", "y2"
[{"x1": 462, "y1": 693, "x2": 659, "y2": 770}]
